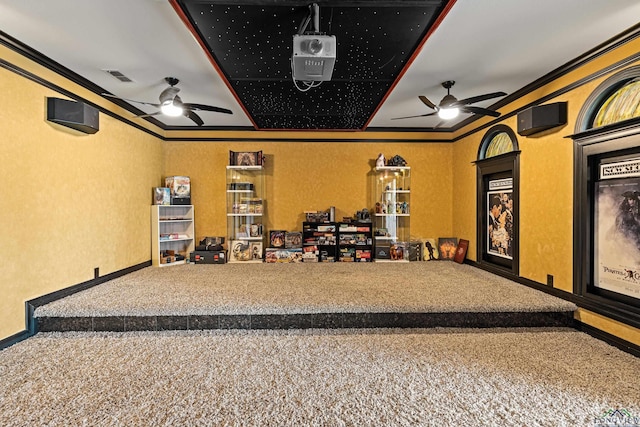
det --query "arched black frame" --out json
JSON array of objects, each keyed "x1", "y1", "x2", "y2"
[
  {"x1": 576, "y1": 65, "x2": 640, "y2": 133},
  {"x1": 571, "y1": 66, "x2": 640, "y2": 329},
  {"x1": 475, "y1": 125, "x2": 520, "y2": 277}
]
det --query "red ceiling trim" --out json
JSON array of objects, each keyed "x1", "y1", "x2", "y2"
[{"x1": 361, "y1": 0, "x2": 458, "y2": 131}]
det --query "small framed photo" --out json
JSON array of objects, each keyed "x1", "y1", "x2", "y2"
[{"x1": 229, "y1": 150, "x2": 263, "y2": 166}]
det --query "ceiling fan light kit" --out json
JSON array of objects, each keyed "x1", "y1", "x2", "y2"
[
  {"x1": 102, "y1": 77, "x2": 232, "y2": 126},
  {"x1": 392, "y1": 80, "x2": 506, "y2": 122},
  {"x1": 438, "y1": 107, "x2": 459, "y2": 120},
  {"x1": 160, "y1": 100, "x2": 184, "y2": 117}
]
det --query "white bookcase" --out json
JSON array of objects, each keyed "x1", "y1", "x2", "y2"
[{"x1": 151, "y1": 204, "x2": 195, "y2": 267}]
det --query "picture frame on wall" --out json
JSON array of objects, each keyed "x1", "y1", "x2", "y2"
[{"x1": 438, "y1": 237, "x2": 458, "y2": 261}]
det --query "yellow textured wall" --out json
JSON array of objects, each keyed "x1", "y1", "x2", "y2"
[
  {"x1": 3, "y1": 30, "x2": 640, "y2": 348},
  {"x1": 0, "y1": 66, "x2": 163, "y2": 340},
  {"x1": 163, "y1": 142, "x2": 453, "y2": 241},
  {"x1": 452, "y1": 38, "x2": 640, "y2": 345}
]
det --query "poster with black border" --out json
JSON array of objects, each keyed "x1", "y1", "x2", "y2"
[
  {"x1": 594, "y1": 176, "x2": 640, "y2": 301},
  {"x1": 487, "y1": 178, "x2": 514, "y2": 260}
]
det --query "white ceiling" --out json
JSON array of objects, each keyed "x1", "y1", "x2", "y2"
[{"x1": 1, "y1": 0, "x2": 640, "y2": 130}]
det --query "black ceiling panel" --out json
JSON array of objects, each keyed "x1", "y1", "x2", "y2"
[{"x1": 175, "y1": 1, "x2": 449, "y2": 130}]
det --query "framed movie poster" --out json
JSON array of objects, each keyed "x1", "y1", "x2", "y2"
[
  {"x1": 594, "y1": 171, "x2": 640, "y2": 301},
  {"x1": 487, "y1": 178, "x2": 514, "y2": 260}
]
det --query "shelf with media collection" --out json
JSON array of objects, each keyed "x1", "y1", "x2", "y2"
[
  {"x1": 372, "y1": 166, "x2": 410, "y2": 262},
  {"x1": 151, "y1": 204, "x2": 195, "y2": 267},
  {"x1": 337, "y1": 222, "x2": 373, "y2": 262},
  {"x1": 226, "y1": 165, "x2": 265, "y2": 262}
]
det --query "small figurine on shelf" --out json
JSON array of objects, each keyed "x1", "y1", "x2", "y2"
[
  {"x1": 376, "y1": 153, "x2": 386, "y2": 168},
  {"x1": 357, "y1": 208, "x2": 371, "y2": 222},
  {"x1": 387, "y1": 155, "x2": 407, "y2": 166}
]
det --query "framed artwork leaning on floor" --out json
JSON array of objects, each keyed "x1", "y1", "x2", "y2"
[{"x1": 438, "y1": 237, "x2": 458, "y2": 261}]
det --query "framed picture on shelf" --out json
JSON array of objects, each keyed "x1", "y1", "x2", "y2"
[
  {"x1": 454, "y1": 239, "x2": 469, "y2": 264},
  {"x1": 229, "y1": 150, "x2": 263, "y2": 166},
  {"x1": 249, "y1": 223, "x2": 262, "y2": 238},
  {"x1": 438, "y1": 237, "x2": 458, "y2": 261},
  {"x1": 250, "y1": 242, "x2": 263, "y2": 261}
]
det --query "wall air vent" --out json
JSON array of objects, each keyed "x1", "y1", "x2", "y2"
[{"x1": 103, "y1": 69, "x2": 133, "y2": 83}]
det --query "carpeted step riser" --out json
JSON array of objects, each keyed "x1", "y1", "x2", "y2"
[{"x1": 37, "y1": 311, "x2": 575, "y2": 332}]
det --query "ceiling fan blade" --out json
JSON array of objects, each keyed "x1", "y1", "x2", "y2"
[
  {"x1": 102, "y1": 93, "x2": 161, "y2": 108},
  {"x1": 452, "y1": 91, "x2": 507, "y2": 106},
  {"x1": 418, "y1": 95, "x2": 438, "y2": 110},
  {"x1": 185, "y1": 109, "x2": 204, "y2": 126},
  {"x1": 462, "y1": 106, "x2": 501, "y2": 117},
  {"x1": 134, "y1": 111, "x2": 162, "y2": 118},
  {"x1": 391, "y1": 112, "x2": 438, "y2": 120},
  {"x1": 183, "y1": 103, "x2": 233, "y2": 115}
]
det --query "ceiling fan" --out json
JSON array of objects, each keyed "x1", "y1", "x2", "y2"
[
  {"x1": 392, "y1": 80, "x2": 506, "y2": 121},
  {"x1": 103, "y1": 77, "x2": 232, "y2": 126}
]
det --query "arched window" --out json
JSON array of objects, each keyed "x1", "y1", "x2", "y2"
[
  {"x1": 592, "y1": 78, "x2": 640, "y2": 128},
  {"x1": 577, "y1": 65, "x2": 640, "y2": 132},
  {"x1": 478, "y1": 125, "x2": 519, "y2": 160}
]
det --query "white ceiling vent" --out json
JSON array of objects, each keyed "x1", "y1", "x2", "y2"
[{"x1": 103, "y1": 69, "x2": 133, "y2": 83}]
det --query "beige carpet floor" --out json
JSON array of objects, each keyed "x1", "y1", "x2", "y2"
[
  {"x1": 1, "y1": 328, "x2": 638, "y2": 426},
  {"x1": 34, "y1": 262, "x2": 576, "y2": 317}
]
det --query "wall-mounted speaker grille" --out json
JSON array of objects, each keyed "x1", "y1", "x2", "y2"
[{"x1": 47, "y1": 98, "x2": 99, "y2": 134}]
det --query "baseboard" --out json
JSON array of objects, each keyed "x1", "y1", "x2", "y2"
[
  {"x1": 466, "y1": 260, "x2": 640, "y2": 357},
  {"x1": 576, "y1": 322, "x2": 640, "y2": 358},
  {"x1": 0, "y1": 329, "x2": 32, "y2": 351},
  {"x1": 25, "y1": 260, "x2": 151, "y2": 335}
]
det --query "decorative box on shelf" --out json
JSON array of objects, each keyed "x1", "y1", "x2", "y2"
[
  {"x1": 265, "y1": 248, "x2": 303, "y2": 263},
  {"x1": 165, "y1": 176, "x2": 191, "y2": 205}
]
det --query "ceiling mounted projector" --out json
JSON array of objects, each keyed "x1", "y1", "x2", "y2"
[{"x1": 292, "y1": 34, "x2": 336, "y2": 82}]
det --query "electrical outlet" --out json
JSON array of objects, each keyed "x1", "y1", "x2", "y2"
[{"x1": 547, "y1": 274, "x2": 554, "y2": 287}]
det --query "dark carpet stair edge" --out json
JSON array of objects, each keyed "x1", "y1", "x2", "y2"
[{"x1": 36, "y1": 311, "x2": 576, "y2": 333}]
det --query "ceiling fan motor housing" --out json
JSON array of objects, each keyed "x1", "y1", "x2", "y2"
[{"x1": 440, "y1": 94, "x2": 457, "y2": 107}]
